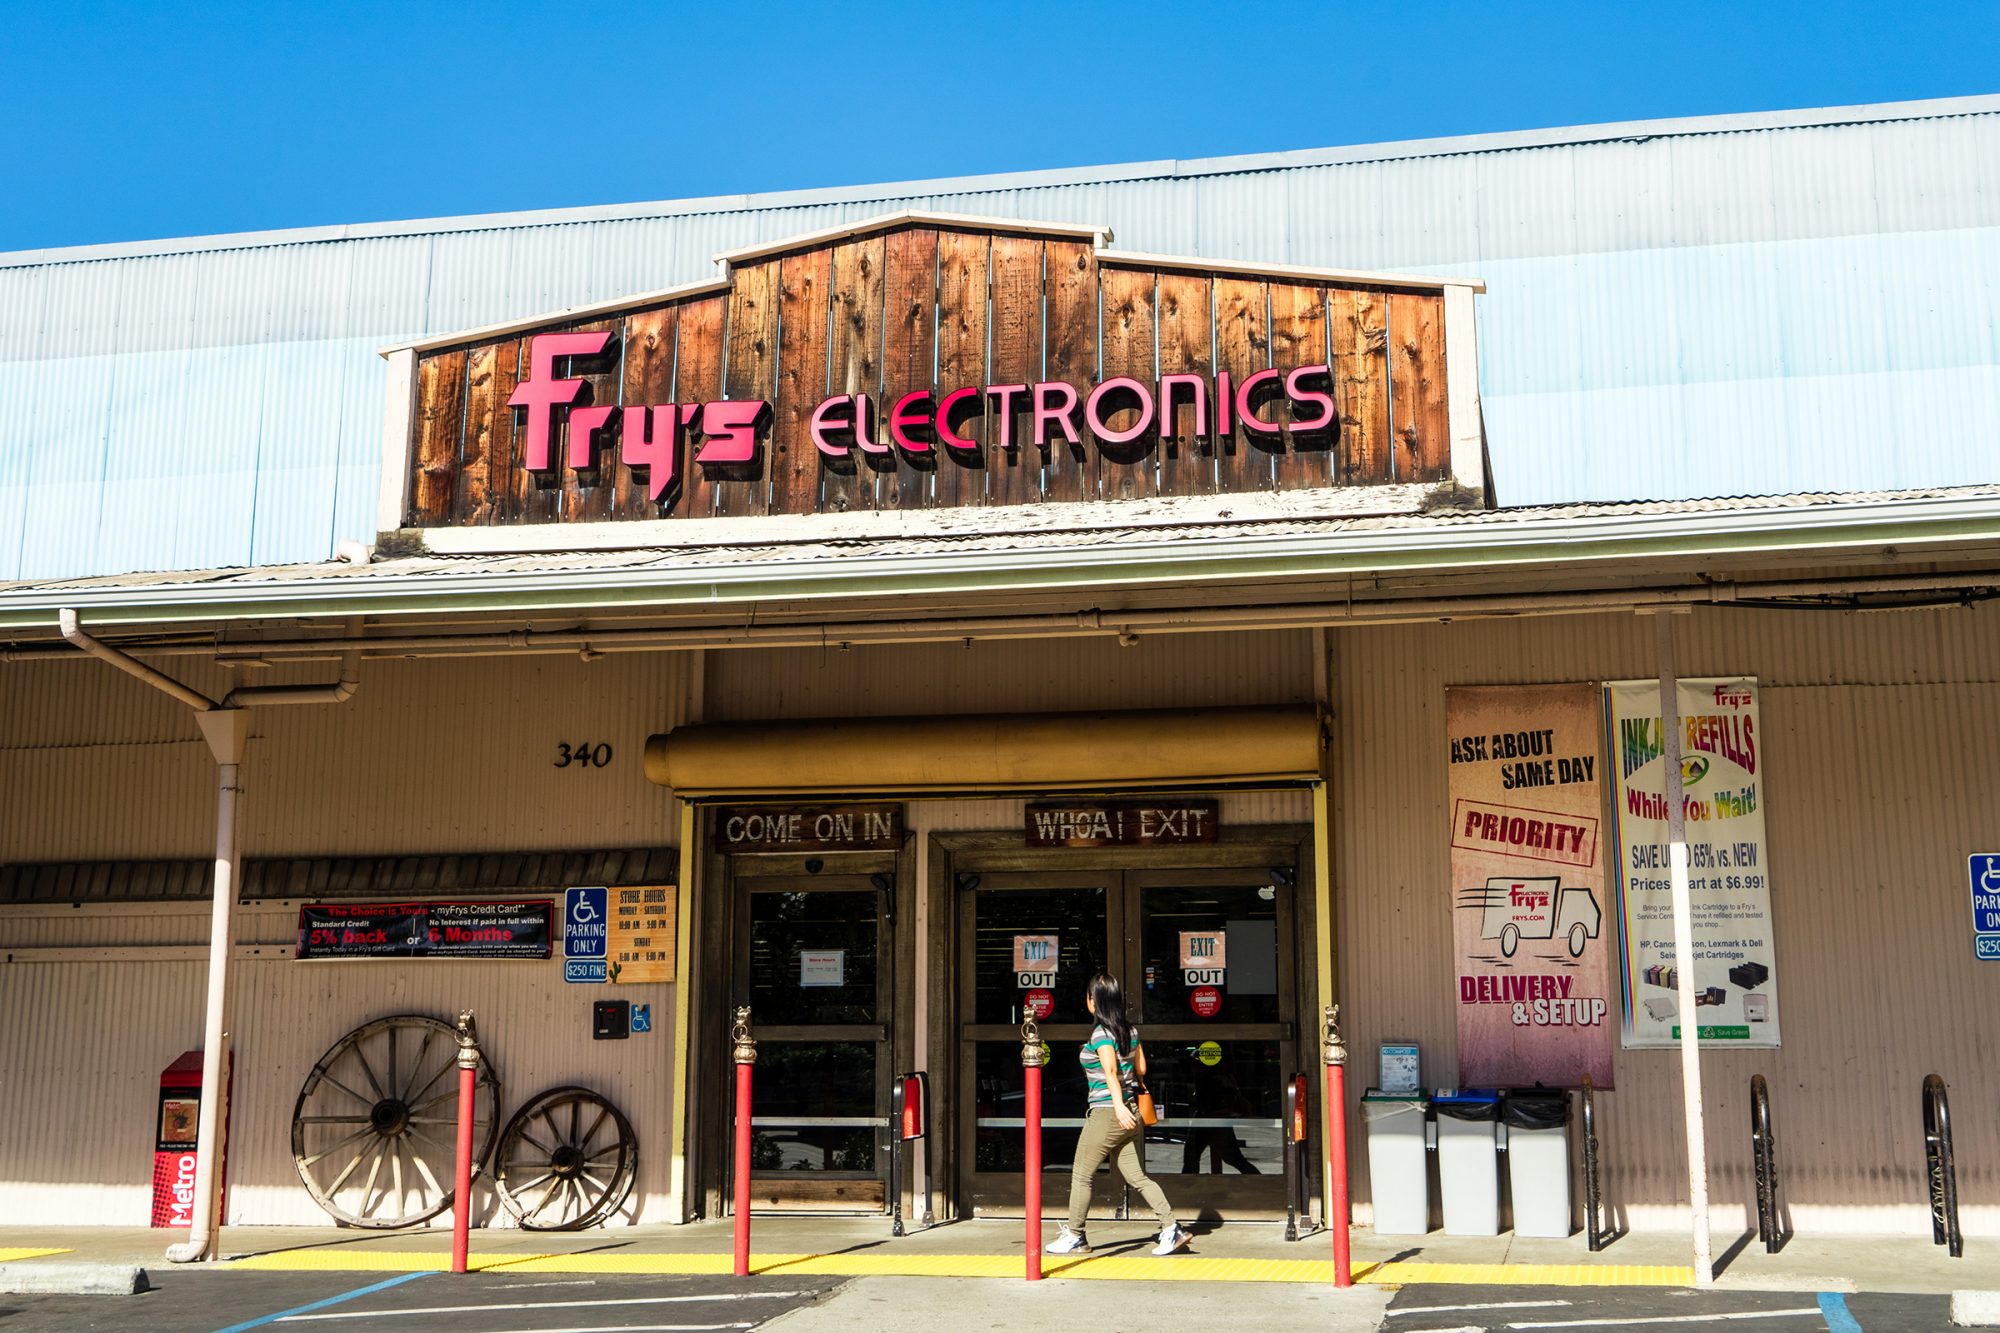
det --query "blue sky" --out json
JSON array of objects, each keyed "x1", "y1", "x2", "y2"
[{"x1": 4, "y1": 0, "x2": 1996, "y2": 252}]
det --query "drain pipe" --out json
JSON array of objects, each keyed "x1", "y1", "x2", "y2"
[
  {"x1": 166, "y1": 707, "x2": 247, "y2": 1264},
  {"x1": 58, "y1": 609, "x2": 358, "y2": 1263}
]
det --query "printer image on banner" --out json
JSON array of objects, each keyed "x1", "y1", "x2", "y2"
[
  {"x1": 1605, "y1": 677, "x2": 1781, "y2": 1049},
  {"x1": 1446, "y1": 683, "x2": 1616, "y2": 1090}
]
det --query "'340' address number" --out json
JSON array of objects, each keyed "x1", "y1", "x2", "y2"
[{"x1": 554, "y1": 741, "x2": 614, "y2": 769}]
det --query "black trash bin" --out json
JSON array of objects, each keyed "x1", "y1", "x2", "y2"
[{"x1": 1501, "y1": 1089, "x2": 1573, "y2": 1237}]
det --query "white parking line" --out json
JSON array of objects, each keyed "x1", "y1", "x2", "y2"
[
  {"x1": 1507, "y1": 1311, "x2": 1823, "y2": 1330},
  {"x1": 1395, "y1": 1302, "x2": 1575, "y2": 1315},
  {"x1": 280, "y1": 1291, "x2": 803, "y2": 1321}
]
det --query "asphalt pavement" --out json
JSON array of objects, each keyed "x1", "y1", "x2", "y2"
[
  {"x1": 0, "y1": 1270, "x2": 841, "y2": 1333},
  {"x1": 1383, "y1": 1283, "x2": 1955, "y2": 1333}
]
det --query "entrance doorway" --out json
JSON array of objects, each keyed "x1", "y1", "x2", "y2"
[
  {"x1": 731, "y1": 870, "x2": 893, "y2": 1211},
  {"x1": 956, "y1": 864, "x2": 1300, "y2": 1219}
]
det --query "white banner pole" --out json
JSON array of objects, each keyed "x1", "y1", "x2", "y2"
[{"x1": 1656, "y1": 611, "x2": 1714, "y2": 1285}]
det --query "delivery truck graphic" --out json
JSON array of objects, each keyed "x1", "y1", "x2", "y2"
[{"x1": 1466, "y1": 875, "x2": 1602, "y2": 958}]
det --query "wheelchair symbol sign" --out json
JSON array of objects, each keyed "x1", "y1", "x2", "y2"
[
  {"x1": 1967, "y1": 854, "x2": 2000, "y2": 960},
  {"x1": 565, "y1": 886, "x2": 608, "y2": 960}
]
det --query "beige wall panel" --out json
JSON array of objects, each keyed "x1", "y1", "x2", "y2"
[
  {"x1": 1331, "y1": 604, "x2": 2000, "y2": 1237},
  {"x1": 0, "y1": 900, "x2": 679, "y2": 1227},
  {"x1": 705, "y1": 631, "x2": 1316, "y2": 721},
  {"x1": 1, "y1": 652, "x2": 691, "y2": 862}
]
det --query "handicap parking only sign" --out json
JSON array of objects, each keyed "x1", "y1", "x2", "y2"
[
  {"x1": 564, "y1": 886, "x2": 609, "y2": 982},
  {"x1": 631, "y1": 1004, "x2": 652, "y2": 1034},
  {"x1": 1968, "y1": 854, "x2": 2000, "y2": 961}
]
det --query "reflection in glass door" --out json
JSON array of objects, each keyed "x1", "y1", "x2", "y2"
[
  {"x1": 958, "y1": 866, "x2": 1296, "y2": 1219},
  {"x1": 736, "y1": 876, "x2": 890, "y2": 1210}
]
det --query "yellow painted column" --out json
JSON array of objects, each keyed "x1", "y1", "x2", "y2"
[
  {"x1": 1312, "y1": 778, "x2": 1337, "y2": 1219},
  {"x1": 666, "y1": 799, "x2": 698, "y2": 1222}
]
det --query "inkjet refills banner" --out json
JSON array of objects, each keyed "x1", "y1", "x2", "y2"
[
  {"x1": 1605, "y1": 677, "x2": 1781, "y2": 1048},
  {"x1": 1447, "y1": 683, "x2": 1615, "y2": 1089}
]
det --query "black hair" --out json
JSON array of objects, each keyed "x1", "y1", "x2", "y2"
[{"x1": 1087, "y1": 973, "x2": 1136, "y2": 1054}]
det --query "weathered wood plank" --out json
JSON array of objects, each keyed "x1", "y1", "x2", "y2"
[
  {"x1": 461, "y1": 339, "x2": 522, "y2": 524},
  {"x1": 1388, "y1": 290, "x2": 1451, "y2": 482},
  {"x1": 1041, "y1": 238, "x2": 1098, "y2": 503},
  {"x1": 933, "y1": 230, "x2": 989, "y2": 508},
  {"x1": 716, "y1": 261, "x2": 779, "y2": 517},
  {"x1": 1213, "y1": 278, "x2": 1272, "y2": 493},
  {"x1": 675, "y1": 295, "x2": 728, "y2": 517},
  {"x1": 879, "y1": 227, "x2": 939, "y2": 509},
  {"x1": 616, "y1": 306, "x2": 678, "y2": 517},
  {"x1": 772, "y1": 248, "x2": 832, "y2": 517},
  {"x1": 822, "y1": 236, "x2": 886, "y2": 514},
  {"x1": 1329, "y1": 286, "x2": 1390, "y2": 483},
  {"x1": 412, "y1": 349, "x2": 466, "y2": 525},
  {"x1": 1155, "y1": 273, "x2": 1214, "y2": 497},
  {"x1": 985, "y1": 236, "x2": 1044, "y2": 508},
  {"x1": 1095, "y1": 266, "x2": 1157, "y2": 501},
  {"x1": 1269, "y1": 283, "x2": 1331, "y2": 489}
]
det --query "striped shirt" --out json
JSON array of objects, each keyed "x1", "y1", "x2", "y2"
[{"x1": 1080, "y1": 1024, "x2": 1137, "y2": 1109}]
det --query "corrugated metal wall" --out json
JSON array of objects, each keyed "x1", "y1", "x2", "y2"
[
  {"x1": 3, "y1": 105, "x2": 1998, "y2": 579},
  {"x1": 0, "y1": 900, "x2": 680, "y2": 1227},
  {"x1": 704, "y1": 630, "x2": 1315, "y2": 720},
  {"x1": 0, "y1": 650, "x2": 689, "y2": 862},
  {"x1": 1331, "y1": 601, "x2": 2000, "y2": 1236}
]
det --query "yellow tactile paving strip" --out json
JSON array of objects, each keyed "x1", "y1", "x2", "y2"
[
  {"x1": 228, "y1": 1248, "x2": 1693, "y2": 1286},
  {"x1": 0, "y1": 1248, "x2": 73, "y2": 1262}
]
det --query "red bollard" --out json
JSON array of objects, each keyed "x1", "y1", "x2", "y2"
[
  {"x1": 1022, "y1": 1017, "x2": 1046, "y2": 1281},
  {"x1": 451, "y1": 1010, "x2": 479, "y2": 1275},
  {"x1": 732, "y1": 1007, "x2": 757, "y2": 1278},
  {"x1": 1323, "y1": 1004, "x2": 1352, "y2": 1288}
]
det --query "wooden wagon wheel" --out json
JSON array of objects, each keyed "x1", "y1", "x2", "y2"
[
  {"x1": 291, "y1": 1013, "x2": 500, "y2": 1229},
  {"x1": 493, "y1": 1086, "x2": 638, "y2": 1230}
]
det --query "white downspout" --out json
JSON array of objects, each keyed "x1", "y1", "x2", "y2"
[
  {"x1": 58, "y1": 608, "x2": 359, "y2": 1263},
  {"x1": 165, "y1": 708, "x2": 248, "y2": 1264},
  {"x1": 1655, "y1": 609, "x2": 1714, "y2": 1286}
]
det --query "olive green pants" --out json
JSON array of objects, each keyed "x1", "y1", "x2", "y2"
[{"x1": 1065, "y1": 1106, "x2": 1178, "y2": 1231}]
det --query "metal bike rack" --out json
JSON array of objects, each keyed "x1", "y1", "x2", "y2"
[
  {"x1": 1750, "y1": 1074, "x2": 1781, "y2": 1253},
  {"x1": 1580, "y1": 1075, "x2": 1604, "y2": 1251},
  {"x1": 1923, "y1": 1073, "x2": 1962, "y2": 1258},
  {"x1": 1283, "y1": 1072, "x2": 1313, "y2": 1241},
  {"x1": 889, "y1": 1071, "x2": 932, "y2": 1236}
]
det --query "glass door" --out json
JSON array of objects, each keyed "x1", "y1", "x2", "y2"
[
  {"x1": 957, "y1": 865, "x2": 1297, "y2": 1220},
  {"x1": 1125, "y1": 868, "x2": 1295, "y2": 1217},
  {"x1": 734, "y1": 875, "x2": 891, "y2": 1211},
  {"x1": 957, "y1": 872, "x2": 1112, "y2": 1216}
]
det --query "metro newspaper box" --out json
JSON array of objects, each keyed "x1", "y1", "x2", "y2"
[{"x1": 152, "y1": 1049, "x2": 229, "y2": 1228}]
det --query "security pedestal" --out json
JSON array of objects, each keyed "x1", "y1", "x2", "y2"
[
  {"x1": 1362, "y1": 1090, "x2": 1429, "y2": 1235},
  {"x1": 1434, "y1": 1090, "x2": 1501, "y2": 1237}
]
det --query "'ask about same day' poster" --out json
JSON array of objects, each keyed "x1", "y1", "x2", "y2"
[
  {"x1": 1447, "y1": 684, "x2": 1616, "y2": 1089},
  {"x1": 1606, "y1": 678, "x2": 1782, "y2": 1048}
]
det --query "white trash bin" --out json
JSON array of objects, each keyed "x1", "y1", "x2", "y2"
[
  {"x1": 1362, "y1": 1089, "x2": 1430, "y2": 1235},
  {"x1": 1433, "y1": 1090, "x2": 1501, "y2": 1236},
  {"x1": 1502, "y1": 1090, "x2": 1573, "y2": 1238}
]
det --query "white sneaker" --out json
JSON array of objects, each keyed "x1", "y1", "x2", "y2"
[
  {"x1": 1044, "y1": 1226, "x2": 1090, "y2": 1254},
  {"x1": 1151, "y1": 1223, "x2": 1191, "y2": 1256}
]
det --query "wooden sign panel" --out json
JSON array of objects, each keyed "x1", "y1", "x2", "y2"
[
  {"x1": 1025, "y1": 799, "x2": 1220, "y2": 848},
  {"x1": 402, "y1": 218, "x2": 1454, "y2": 528},
  {"x1": 607, "y1": 884, "x2": 675, "y2": 984},
  {"x1": 712, "y1": 804, "x2": 904, "y2": 853}
]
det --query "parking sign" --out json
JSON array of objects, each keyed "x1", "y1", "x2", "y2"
[
  {"x1": 1969, "y1": 855, "x2": 2000, "y2": 961},
  {"x1": 565, "y1": 886, "x2": 608, "y2": 962}
]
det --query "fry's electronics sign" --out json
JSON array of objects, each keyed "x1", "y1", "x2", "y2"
[{"x1": 508, "y1": 331, "x2": 1341, "y2": 505}]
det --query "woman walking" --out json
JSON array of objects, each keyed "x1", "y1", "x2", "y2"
[{"x1": 1045, "y1": 973, "x2": 1191, "y2": 1256}]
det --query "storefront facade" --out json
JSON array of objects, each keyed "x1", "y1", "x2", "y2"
[{"x1": 3, "y1": 97, "x2": 1998, "y2": 1248}]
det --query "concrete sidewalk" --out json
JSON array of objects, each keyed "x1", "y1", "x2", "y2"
[{"x1": 0, "y1": 1218, "x2": 1979, "y2": 1295}]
